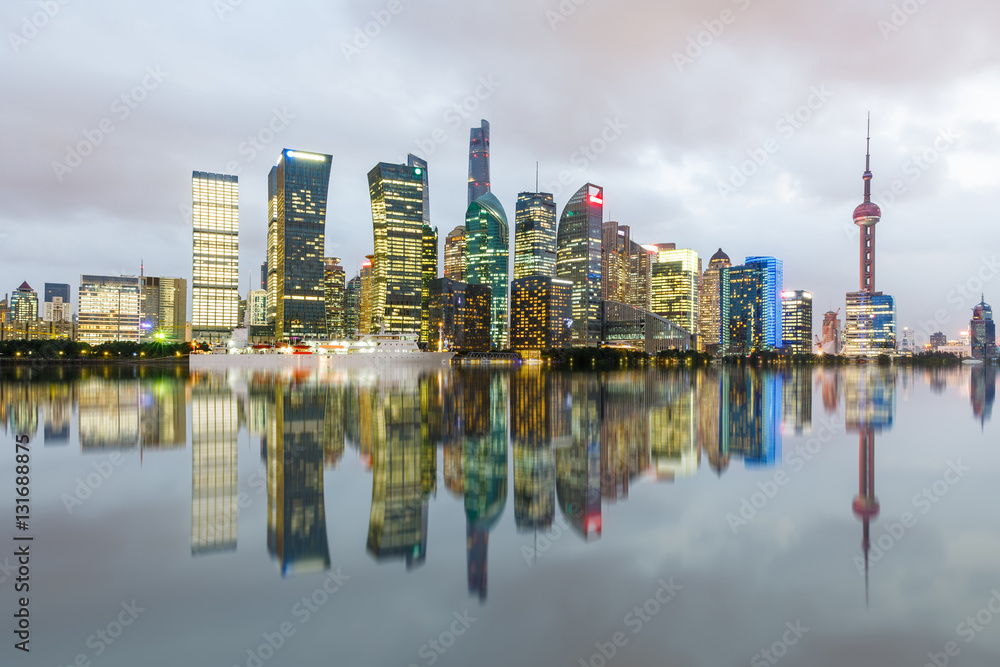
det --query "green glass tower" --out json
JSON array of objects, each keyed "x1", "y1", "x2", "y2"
[
  {"x1": 465, "y1": 192, "x2": 510, "y2": 349},
  {"x1": 556, "y1": 183, "x2": 603, "y2": 347},
  {"x1": 368, "y1": 155, "x2": 428, "y2": 335}
]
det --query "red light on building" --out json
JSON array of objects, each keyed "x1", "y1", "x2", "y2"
[{"x1": 589, "y1": 195, "x2": 603, "y2": 205}]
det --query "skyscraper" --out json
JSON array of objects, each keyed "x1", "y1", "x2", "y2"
[
  {"x1": 601, "y1": 222, "x2": 630, "y2": 302},
  {"x1": 267, "y1": 150, "x2": 332, "y2": 340},
  {"x1": 359, "y1": 255, "x2": 375, "y2": 334},
  {"x1": 744, "y1": 256, "x2": 783, "y2": 349},
  {"x1": 510, "y1": 276, "x2": 573, "y2": 351},
  {"x1": 141, "y1": 276, "x2": 187, "y2": 341},
  {"x1": 556, "y1": 183, "x2": 604, "y2": 347},
  {"x1": 421, "y1": 223, "x2": 438, "y2": 344},
  {"x1": 781, "y1": 290, "x2": 813, "y2": 353},
  {"x1": 970, "y1": 296, "x2": 997, "y2": 360},
  {"x1": 10, "y1": 282, "x2": 38, "y2": 324},
  {"x1": 468, "y1": 119, "x2": 490, "y2": 205},
  {"x1": 648, "y1": 245, "x2": 701, "y2": 339},
  {"x1": 247, "y1": 289, "x2": 267, "y2": 327},
  {"x1": 444, "y1": 226, "x2": 467, "y2": 282},
  {"x1": 44, "y1": 283, "x2": 70, "y2": 305},
  {"x1": 344, "y1": 274, "x2": 362, "y2": 338},
  {"x1": 698, "y1": 249, "x2": 731, "y2": 354},
  {"x1": 465, "y1": 192, "x2": 510, "y2": 349},
  {"x1": 845, "y1": 122, "x2": 896, "y2": 356},
  {"x1": 369, "y1": 155, "x2": 427, "y2": 335},
  {"x1": 820, "y1": 310, "x2": 842, "y2": 354},
  {"x1": 513, "y1": 192, "x2": 557, "y2": 280},
  {"x1": 78, "y1": 275, "x2": 141, "y2": 344},
  {"x1": 192, "y1": 172, "x2": 239, "y2": 342},
  {"x1": 427, "y1": 278, "x2": 491, "y2": 352},
  {"x1": 720, "y1": 264, "x2": 763, "y2": 354},
  {"x1": 323, "y1": 257, "x2": 345, "y2": 339}
]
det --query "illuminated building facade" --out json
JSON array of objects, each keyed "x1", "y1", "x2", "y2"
[
  {"x1": 970, "y1": 296, "x2": 997, "y2": 360},
  {"x1": 344, "y1": 274, "x2": 362, "y2": 338},
  {"x1": 323, "y1": 257, "x2": 345, "y2": 338},
  {"x1": 781, "y1": 290, "x2": 813, "y2": 354},
  {"x1": 744, "y1": 256, "x2": 783, "y2": 349},
  {"x1": 368, "y1": 155, "x2": 427, "y2": 336},
  {"x1": 509, "y1": 276, "x2": 572, "y2": 351},
  {"x1": 140, "y1": 276, "x2": 186, "y2": 342},
  {"x1": 601, "y1": 222, "x2": 629, "y2": 302},
  {"x1": 698, "y1": 248, "x2": 731, "y2": 354},
  {"x1": 648, "y1": 244, "x2": 701, "y2": 340},
  {"x1": 556, "y1": 183, "x2": 604, "y2": 347},
  {"x1": 427, "y1": 278, "x2": 491, "y2": 352},
  {"x1": 266, "y1": 151, "x2": 331, "y2": 340},
  {"x1": 10, "y1": 282, "x2": 38, "y2": 324},
  {"x1": 601, "y1": 301, "x2": 691, "y2": 353},
  {"x1": 468, "y1": 119, "x2": 490, "y2": 205},
  {"x1": 359, "y1": 255, "x2": 375, "y2": 334},
  {"x1": 514, "y1": 192, "x2": 557, "y2": 280},
  {"x1": 444, "y1": 226, "x2": 466, "y2": 282},
  {"x1": 247, "y1": 289, "x2": 267, "y2": 327},
  {"x1": 192, "y1": 172, "x2": 239, "y2": 342},
  {"x1": 78, "y1": 274, "x2": 142, "y2": 344},
  {"x1": 720, "y1": 264, "x2": 763, "y2": 354},
  {"x1": 465, "y1": 192, "x2": 510, "y2": 348},
  {"x1": 421, "y1": 223, "x2": 438, "y2": 344},
  {"x1": 844, "y1": 292, "x2": 896, "y2": 355},
  {"x1": 191, "y1": 387, "x2": 238, "y2": 555}
]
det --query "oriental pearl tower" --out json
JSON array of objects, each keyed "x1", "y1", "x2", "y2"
[{"x1": 854, "y1": 115, "x2": 881, "y2": 293}]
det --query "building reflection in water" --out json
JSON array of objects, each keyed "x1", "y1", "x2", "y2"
[
  {"x1": 844, "y1": 366, "x2": 895, "y2": 606},
  {"x1": 191, "y1": 375, "x2": 238, "y2": 555},
  {"x1": 700, "y1": 367, "x2": 784, "y2": 475},
  {"x1": 781, "y1": 366, "x2": 812, "y2": 435},
  {"x1": 649, "y1": 372, "x2": 696, "y2": 482},
  {"x1": 971, "y1": 365, "x2": 996, "y2": 428},
  {"x1": 557, "y1": 375, "x2": 602, "y2": 540},
  {"x1": 361, "y1": 372, "x2": 431, "y2": 570},
  {"x1": 265, "y1": 382, "x2": 331, "y2": 577},
  {"x1": 463, "y1": 373, "x2": 508, "y2": 602}
]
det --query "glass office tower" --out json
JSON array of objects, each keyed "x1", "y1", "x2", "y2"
[
  {"x1": 556, "y1": 183, "x2": 604, "y2": 347},
  {"x1": 266, "y1": 150, "x2": 332, "y2": 340},
  {"x1": 513, "y1": 192, "x2": 557, "y2": 280},
  {"x1": 744, "y1": 256, "x2": 783, "y2": 350},
  {"x1": 192, "y1": 171, "x2": 239, "y2": 342},
  {"x1": 368, "y1": 156, "x2": 428, "y2": 335},
  {"x1": 465, "y1": 192, "x2": 510, "y2": 349}
]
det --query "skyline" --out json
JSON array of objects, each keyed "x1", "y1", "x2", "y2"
[{"x1": 2, "y1": 2, "x2": 999, "y2": 345}]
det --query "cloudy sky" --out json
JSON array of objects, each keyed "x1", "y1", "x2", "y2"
[{"x1": 2, "y1": 0, "x2": 999, "y2": 343}]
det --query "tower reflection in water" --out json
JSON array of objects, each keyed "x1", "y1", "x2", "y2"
[
  {"x1": 844, "y1": 366, "x2": 895, "y2": 606},
  {"x1": 971, "y1": 365, "x2": 996, "y2": 428}
]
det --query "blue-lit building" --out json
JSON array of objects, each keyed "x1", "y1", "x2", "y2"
[
  {"x1": 44, "y1": 283, "x2": 71, "y2": 304},
  {"x1": 744, "y1": 256, "x2": 783, "y2": 349},
  {"x1": 267, "y1": 149, "x2": 333, "y2": 340},
  {"x1": 556, "y1": 183, "x2": 604, "y2": 347}
]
